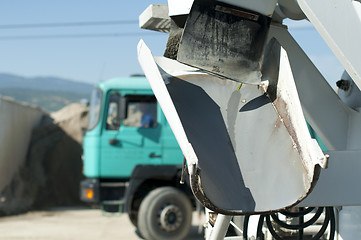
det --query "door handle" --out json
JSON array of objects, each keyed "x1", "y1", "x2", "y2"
[
  {"x1": 109, "y1": 139, "x2": 118, "y2": 145},
  {"x1": 149, "y1": 152, "x2": 162, "y2": 158}
]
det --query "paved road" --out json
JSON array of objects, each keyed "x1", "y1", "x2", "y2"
[{"x1": 0, "y1": 207, "x2": 204, "y2": 240}]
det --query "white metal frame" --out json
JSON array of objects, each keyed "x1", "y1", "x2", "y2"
[{"x1": 138, "y1": 1, "x2": 361, "y2": 239}]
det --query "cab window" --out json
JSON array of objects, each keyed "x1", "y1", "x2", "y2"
[
  {"x1": 105, "y1": 92, "x2": 121, "y2": 130},
  {"x1": 123, "y1": 95, "x2": 157, "y2": 128}
]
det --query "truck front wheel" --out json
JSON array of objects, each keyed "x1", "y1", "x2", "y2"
[{"x1": 137, "y1": 186, "x2": 192, "y2": 240}]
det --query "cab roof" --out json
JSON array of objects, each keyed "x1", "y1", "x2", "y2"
[{"x1": 95, "y1": 76, "x2": 151, "y2": 92}]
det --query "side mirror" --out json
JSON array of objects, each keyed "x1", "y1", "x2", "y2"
[{"x1": 118, "y1": 96, "x2": 128, "y2": 120}]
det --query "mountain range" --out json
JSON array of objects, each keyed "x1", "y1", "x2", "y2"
[{"x1": 0, "y1": 73, "x2": 94, "y2": 112}]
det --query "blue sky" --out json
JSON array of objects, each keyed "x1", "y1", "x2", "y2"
[{"x1": 0, "y1": 1, "x2": 343, "y2": 88}]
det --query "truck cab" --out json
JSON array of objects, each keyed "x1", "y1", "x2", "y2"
[{"x1": 80, "y1": 76, "x2": 194, "y2": 240}]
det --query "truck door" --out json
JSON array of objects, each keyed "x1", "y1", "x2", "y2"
[{"x1": 100, "y1": 92, "x2": 163, "y2": 177}]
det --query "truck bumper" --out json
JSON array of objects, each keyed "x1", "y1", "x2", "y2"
[{"x1": 80, "y1": 178, "x2": 100, "y2": 203}]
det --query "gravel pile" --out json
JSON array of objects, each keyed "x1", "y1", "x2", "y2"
[{"x1": 0, "y1": 103, "x2": 89, "y2": 215}]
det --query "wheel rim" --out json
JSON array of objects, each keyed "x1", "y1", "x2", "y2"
[{"x1": 159, "y1": 204, "x2": 183, "y2": 232}]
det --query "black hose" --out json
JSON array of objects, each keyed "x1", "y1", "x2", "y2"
[
  {"x1": 243, "y1": 215, "x2": 250, "y2": 240},
  {"x1": 265, "y1": 215, "x2": 284, "y2": 240},
  {"x1": 256, "y1": 215, "x2": 265, "y2": 240},
  {"x1": 242, "y1": 207, "x2": 336, "y2": 240},
  {"x1": 328, "y1": 207, "x2": 336, "y2": 240},
  {"x1": 271, "y1": 207, "x2": 324, "y2": 230},
  {"x1": 311, "y1": 207, "x2": 330, "y2": 239}
]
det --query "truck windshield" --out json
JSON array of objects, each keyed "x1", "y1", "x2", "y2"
[{"x1": 87, "y1": 88, "x2": 102, "y2": 130}]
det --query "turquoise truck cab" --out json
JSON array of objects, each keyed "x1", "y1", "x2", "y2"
[
  {"x1": 82, "y1": 76, "x2": 183, "y2": 179},
  {"x1": 80, "y1": 76, "x2": 195, "y2": 240}
]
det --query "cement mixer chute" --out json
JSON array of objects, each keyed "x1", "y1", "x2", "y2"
[{"x1": 138, "y1": 40, "x2": 326, "y2": 215}]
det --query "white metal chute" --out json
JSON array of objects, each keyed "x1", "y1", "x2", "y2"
[
  {"x1": 267, "y1": 24, "x2": 350, "y2": 151},
  {"x1": 138, "y1": 40, "x2": 326, "y2": 214}
]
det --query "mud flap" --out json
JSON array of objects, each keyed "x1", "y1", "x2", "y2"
[{"x1": 138, "y1": 40, "x2": 327, "y2": 215}]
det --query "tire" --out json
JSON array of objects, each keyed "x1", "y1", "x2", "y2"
[
  {"x1": 128, "y1": 211, "x2": 138, "y2": 227},
  {"x1": 137, "y1": 186, "x2": 193, "y2": 240}
]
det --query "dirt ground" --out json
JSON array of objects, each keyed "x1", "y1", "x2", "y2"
[{"x1": 0, "y1": 207, "x2": 204, "y2": 240}]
